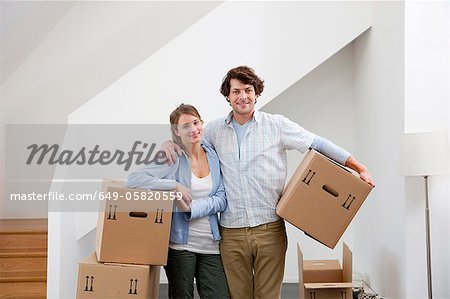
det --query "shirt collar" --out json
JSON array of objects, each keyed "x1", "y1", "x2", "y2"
[
  {"x1": 224, "y1": 110, "x2": 260, "y2": 126},
  {"x1": 180, "y1": 142, "x2": 210, "y2": 159}
]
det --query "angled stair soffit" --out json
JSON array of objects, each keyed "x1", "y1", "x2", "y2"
[{"x1": 70, "y1": 2, "x2": 374, "y2": 124}]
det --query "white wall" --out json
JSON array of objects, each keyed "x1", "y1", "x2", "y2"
[
  {"x1": 69, "y1": 1, "x2": 372, "y2": 124},
  {"x1": 0, "y1": 1, "x2": 74, "y2": 84},
  {"x1": 0, "y1": 96, "x2": 4, "y2": 217},
  {"x1": 1, "y1": 1, "x2": 222, "y2": 124},
  {"x1": 0, "y1": 1, "x2": 222, "y2": 219},
  {"x1": 404, "y1": 1, "x2": 449, "y2": 133},
  {"x1": 353, "y1": 2, "x2": 406, "y2": 298},
  {"x1": 47, "y1": 2, "x2": 372, "y2": 298},
  {"x1": 1, "y1": 1, "x2": 371, "y2": 220},
  {"x1": 262, "y1": 42, "x2": 356, "y2": 282},
  {"x1": 404, "y1": 2, "x2": 450, "y2": 299},
  {"x1": 7, "y1": 2, "x2": 448, "y2": 299},
  {"x1": 265, "y1": 5, "x2": 432, "y2": 299}
]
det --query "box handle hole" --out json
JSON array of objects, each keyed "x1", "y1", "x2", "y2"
[
  {"x1": 129, "y1": 212, "x2": 148, "y2": 218},
  {"x1": 322, "y1": 185, "x2": 339, "y2": 197}
]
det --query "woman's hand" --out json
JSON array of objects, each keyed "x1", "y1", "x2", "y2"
[{"x1": 175, "y1": 183, "x2": 192, "y2": 212}]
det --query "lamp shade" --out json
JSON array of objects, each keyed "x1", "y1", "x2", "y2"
[{"x1": 401, "y1": 131, "x2": 450, "y2": 176}]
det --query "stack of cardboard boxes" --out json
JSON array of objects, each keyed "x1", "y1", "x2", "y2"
[{"x1": 76, "y1": 180, "x2": 173, "y2": 298}]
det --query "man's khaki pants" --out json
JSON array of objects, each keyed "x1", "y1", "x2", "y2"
[{"x1": 219, "y1": 219, "x2": 287, "y2": 299}]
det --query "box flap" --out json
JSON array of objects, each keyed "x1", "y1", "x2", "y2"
[
  {"x1": 103, "y1": 262, "x2": 150, "y2": 269},
  {"x1": 297, "y1": 243, "x2": 305, "y2": 299},
  {"x1": 303, "y1": 259, "x2": 342, "y2": 283},
  {"x1": 304, "y1": 282, "x2": 353, "y2": 289},
  {"x1": 304, "y1": 260, "x2": 341, "y2": 271},
  {"x1": 80, "y1": 252, "x2": 98, "y2": 265},
  {"x1": 342, "y1": 242, "x2": 352, "y2": 282}
]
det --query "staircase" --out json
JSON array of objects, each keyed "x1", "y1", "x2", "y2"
[{"x1": 0, "y1": 219, "x2": 48, "y2": 299}]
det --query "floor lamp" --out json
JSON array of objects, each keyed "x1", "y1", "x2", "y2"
[{"x1": 401, "y1": 131, "x2": 450, "y2": 299}]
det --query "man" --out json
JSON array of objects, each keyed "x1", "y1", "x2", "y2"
[{"x1": 164, "y1": 66, "x2": 375, "y2": 299}]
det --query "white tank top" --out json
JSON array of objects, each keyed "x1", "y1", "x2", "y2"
[{"x1": 170, "y1": 172, "x2": 220, "y2": 254}]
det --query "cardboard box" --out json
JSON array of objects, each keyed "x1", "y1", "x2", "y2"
[
  {"x1": 76, "y1": 253, "x2": 160, "y2": 299},
  {"x1": 298, "y1": 243, "x2": 353, "y2": 299},
  {"x1": 276, "y1": 150, "x2": 372, "y2": 248},
  {"x1": 96, "y1": 180, "x2": 173, "y2": 265}
]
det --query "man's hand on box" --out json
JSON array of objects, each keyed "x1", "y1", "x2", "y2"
[
  {"x1": 345, "y1": 155, "x2": 375, "y2": 188},
  {"x1": 359, "y1": 169, "x2": 375, "y2": 188}
]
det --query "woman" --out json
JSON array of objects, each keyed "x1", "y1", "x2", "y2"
[{"x1": 127, "y1": 104, "x2": 229, "y2": 299}]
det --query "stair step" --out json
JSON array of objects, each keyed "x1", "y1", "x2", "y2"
[
  {"x1": 0, "y1": 219, "x2": 47, "y2": 235},
  {"x1": 0, "y1": 281, "x2": 46, "y2": 298},
  {"x1": 0, "y1": 234, "x2": 47, "y2": 250},
  {"x1": 0, "y1": 256, "x2": 47, "y2": 273},
  {"x1": 0, "y1": 219, "x2": 48, "y2": 251},
  {"x1": 0, "y1": 248, "x2": 47, "y2": 258},
  {"x1": 0, "y1": 271, "x2": 47, "y2": 283}
]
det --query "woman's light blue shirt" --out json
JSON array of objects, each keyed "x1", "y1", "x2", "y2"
[{"x1": 127, "y1": 143, "x2": 227, "y2": 244}]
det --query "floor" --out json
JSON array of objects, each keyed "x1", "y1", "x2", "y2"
[{"x1": 158, "y1": 283, "x2": 299, "y2": 299}]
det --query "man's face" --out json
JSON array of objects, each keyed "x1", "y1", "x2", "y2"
[{"x1": 228, "y1": 78, "x2": 256, "y2": 117}]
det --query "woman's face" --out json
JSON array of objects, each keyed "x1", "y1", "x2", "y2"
[{"x1": 175, "y1": 113, "x2": 203, "y2": 146}]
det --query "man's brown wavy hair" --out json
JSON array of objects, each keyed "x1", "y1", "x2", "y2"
[{"x1": 220, "y1": 66, "x2": 265, "y2": 103}]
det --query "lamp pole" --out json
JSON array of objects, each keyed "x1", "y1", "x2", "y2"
[{"x1": 424, "y1": 175, "x2": 432, "y2": 299}]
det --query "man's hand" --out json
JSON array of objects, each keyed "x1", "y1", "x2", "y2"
[
  {"x1": 161, "y1": 140, "x2": 182, "y2": 165},
  {"x1": 358, "y1": 169, "x2": 375, "y2": 188},
  {"x1": 345, "y1": 156, "x2": 375, "y2": 188},
  {"x1": 174, "y1": 183, "x2": 192, "y2": 212}
]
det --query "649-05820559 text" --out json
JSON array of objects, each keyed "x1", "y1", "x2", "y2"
[{"x1": 9, "y1": 190, "x2": 182, "y2": 201}]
